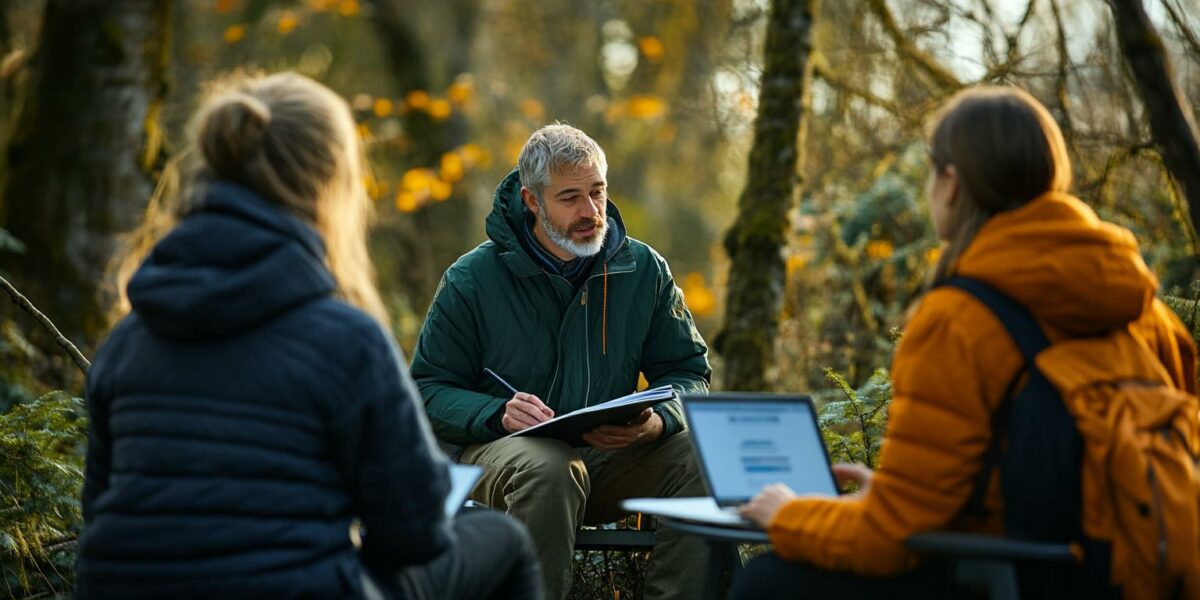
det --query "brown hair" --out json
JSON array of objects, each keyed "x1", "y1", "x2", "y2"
[
  {"x1": 113, "y1": 72, "x2": 388, "y2": 325},
  {"x1": 927, "y1": 86, "x2": 1072, "y2": 282}
]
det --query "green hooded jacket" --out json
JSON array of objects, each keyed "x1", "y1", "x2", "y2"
[{"x1": 411, "y1": 170, "x2": 711, "y2": 445}]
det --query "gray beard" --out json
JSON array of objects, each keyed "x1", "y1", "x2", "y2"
[{"x1": 540, "y1": 216, "x2": 606, "y2": 258}]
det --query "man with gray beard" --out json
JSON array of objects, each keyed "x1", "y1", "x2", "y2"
[{"x1": 411, "y1": 124, "x2": 712, "y2": 599}]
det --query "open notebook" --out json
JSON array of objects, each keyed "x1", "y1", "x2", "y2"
[{"x1": 509, "y1": 385, "x2": 676, "y2": 447}]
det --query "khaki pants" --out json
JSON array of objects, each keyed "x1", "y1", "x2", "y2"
[{"x1": 460, "y1": 431, "x2": 709, "y2": 600}]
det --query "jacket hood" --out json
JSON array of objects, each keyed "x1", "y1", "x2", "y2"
[
  {"x1": 126, "y1": 181, "x2": 336, "y2": 341},
  {"x1": 485, "y1": 169, "x2": 628, "y2": 267},
  {"x1": 953, "y1": 191, "x2": 1158, "y2": 336}
]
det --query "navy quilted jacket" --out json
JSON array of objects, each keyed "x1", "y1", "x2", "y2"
[{"x1": 76, "y1": 181, "x2": 452, "y2": 599}]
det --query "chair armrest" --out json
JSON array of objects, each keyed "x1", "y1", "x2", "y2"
[{"x1": 906, "y1": 532, "x2": 1076, "y2": 563}]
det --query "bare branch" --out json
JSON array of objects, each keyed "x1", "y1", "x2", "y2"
[
  {"x1": 812, "y1": 59, "x2": 921, "y2": 127},
  {"x1": 0, "y1": 274, "x2": 89, "y2": 375},
  {"x1": 1049, "y1": 0, "x2": 1077, "y2": 147},
  {"x1": 1161, "y1": 0, "x2": 1200, "y2": 60},
  {"x1": 866, "y1": 0, "x2": 962, "y2": 91}
]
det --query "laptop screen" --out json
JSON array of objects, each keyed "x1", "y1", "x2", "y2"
[{"x1": 685, "y1": 397, "x2": 838, "y2": 504}]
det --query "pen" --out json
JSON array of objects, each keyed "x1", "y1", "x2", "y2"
[{"x1": 484, "y1": 368, "x2": 521, "y2": 396}]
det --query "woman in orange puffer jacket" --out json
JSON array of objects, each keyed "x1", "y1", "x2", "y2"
[{"x1": 731, "y1": 87, "x2": 1196, "y2": 598}]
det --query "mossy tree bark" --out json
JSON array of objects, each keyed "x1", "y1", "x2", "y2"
[
  {"x1": 718, "y1": 0, "x2": 818, "y2": 391},
  {"x1": 1108, "y1": 0, "x2": 1200, "y2": 241},
  {"x1": 0, "y1": 0, "x2": 170, "y2": 356}
]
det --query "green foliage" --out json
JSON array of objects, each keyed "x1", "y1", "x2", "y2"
[
  {"x1": 0, "y1": 390, "x2": 87, "y2": 598},
  {"x1": 818, "y1": 367, "x2": 891, "y2": 469},
  {"x1": 569, "y1": 516, "x2": 650, "y2": 600},
  {"x1": 1163, "y1": 289, "x2": 1200, "y2": 350},
  {"x1": 780, "y1": 152, "x2": 936, "y2": 394}
]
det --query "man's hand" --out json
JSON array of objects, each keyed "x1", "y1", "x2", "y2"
[
  {"x1": 582, "y1": 408, "x2": 663, "y2": 451},
  {"x1": 501, "y1": 392, "x2": 555, "y2": 433},
  {"x1": 738, "y1": 483, "x2": 798, "y2": 528}
]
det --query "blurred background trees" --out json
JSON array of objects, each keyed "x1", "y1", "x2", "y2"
[{"x1": 0, "y1": 0, "x2": 1197, "y2": 596}]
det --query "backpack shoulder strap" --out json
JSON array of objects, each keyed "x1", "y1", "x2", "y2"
[
  {"x1": 937, "y1": 276, "x2": 1054, "y2": 518},
  {"x1": 939, "y1": 277, "x2": 1051, "y2": 361}
]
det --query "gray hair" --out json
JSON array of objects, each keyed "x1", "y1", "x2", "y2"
[{"x1": 517, "y1": 123, "x2": 608, "y2": 205}]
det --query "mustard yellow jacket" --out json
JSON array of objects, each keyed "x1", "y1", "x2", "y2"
[{"x1": 768, "y1": 192, "x2": 1197, "y2": 574}]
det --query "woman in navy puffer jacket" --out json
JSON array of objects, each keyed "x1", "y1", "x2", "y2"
[{"x1": 76, "y1": 72, "x2": 540, "y2": 600}]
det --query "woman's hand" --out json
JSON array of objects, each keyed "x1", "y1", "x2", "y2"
[
  {"x1": 832, "y1": 463, "x2": 874, "y2": 495},
  {"x1": 738, "y1": 483, "x2": 798, "y2": 528}
]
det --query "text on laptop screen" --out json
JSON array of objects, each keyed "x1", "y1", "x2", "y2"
[{"x1": 688, "y1": 401, "x2": 838, "y2": 502}]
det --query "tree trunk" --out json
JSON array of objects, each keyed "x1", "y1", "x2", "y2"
[
  {"x1": 717, "y1": 0, "x2": 818, "y2": 391},
  {"x1": 371, "y1": 0, "x2": 477, "y2": 312},
  {"x1": 0, "y1": 0, "x2": 170, "y2": 356},
  {"x1": 1107, "y1": 0, "x2": 1200, "y2": 239}
]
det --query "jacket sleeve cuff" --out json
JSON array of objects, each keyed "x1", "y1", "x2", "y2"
[
  {"x1": 652, "y1": 403, "x2": 681, "y2": 439},
  {"x1": 467, "y1": 396, "x2": 511, "y2": 443},
  {"x1": 485, "y1": 401, "x2": 507, "y2": 436}
]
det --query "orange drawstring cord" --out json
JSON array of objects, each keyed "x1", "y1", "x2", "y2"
[{"x1": 602, "y1": 262, "x2": 608, "y2": 355}]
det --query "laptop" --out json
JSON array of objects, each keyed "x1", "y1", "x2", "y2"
[
  {"x1": 622, "y1": 393, "x2": 838, "y2": 528},
  {"x1": 444, "y1": 464, "x2": 484, "y2": 518}
]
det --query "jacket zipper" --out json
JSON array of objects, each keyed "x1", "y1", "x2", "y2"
[{"x1": 545, "y1": 261, "x2": 635, "y2": 409}]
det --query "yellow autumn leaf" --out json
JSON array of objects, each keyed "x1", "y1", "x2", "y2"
[
  {"x1": 627, "y1": 95, "x2": 667, "y2": 120},
  {"x1": 406, "y1": 90, "x2": 430, "y2": 110},
  {"x1": 395, "y1": 191, "x2": 420, "y2": 213},
  {"x1": 402, "y1": 168, "x2": 437, "y2": 192},
  {"x1": 373, "y1": 98, "x2": 394, "y2": 118},
  {"x1": 338, "y1": 0, "x2": 360, "y2": 16},
  {"x1": 440, "y1": 152, "x2": 465, "y2": 182},
  {"x1": 216, "y1": 0, "x2": 235, "y2": 13},
  {"x1": 925, "y1": 246, "x2": 942, "y2": 264},
  {"x1": 448, "y1": 77, "x2": 474, "y2": 105},
  {"x1": 223, "y1": 25, "x2": 247, "y2": 44},
  {"x1": 681, "y1": 273, "x2": 716, "y2": 317},
  {"x1": 786, "y1": 254, "x2": 807, "y2": 275},
  {"x1": 520, "y1": 98, "x2": 544, "y2": 120},
  {"x1": 428, "y1": 98, "x2": 452, "y2": 120},
  {"x1": 277, "y1": 11, "x2": 298, "y2": 34},
  {"x1": 866, "y1": 240, "x2": 895, "y2": 260},
  {"x1": 431, "y1": 180, "x2": 453, "y2": 201},
  {"x1": 457, "y1": 143, "x2": 485, "y2": 167},
  {"x1": 638, "y1": 36, "x2": 665, "y2": 62}
]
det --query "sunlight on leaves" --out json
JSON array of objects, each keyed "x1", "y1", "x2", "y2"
[
  {"x1": 338, "y1": 0, "x2": 360, "y2": 17},
  {"x1": 448, "y1": 75, "x2": 475, "y2": 105},
  {"x1": 428, "y1": 98, "x2": 452, "y2": 121},
  {"x1": 440, "y1": 152, "x2": 465, "y2": 182},
  {"x1": 627, "y1": 95, "x2": 668, "y2": 120},
  {"x1": 373, "y1": 98, "x2": 394, "y2": 118},
  {"x1": 681, "y1": 273, "x2": 716, "y2": 317},
  {"x1": 277, "y1": 12, "x2": 299, "y2": 35},
  {"x1": 637, "y1": 36, "x2": 665, "y2": 62},
  {"x1": 865, "y1": 240, "x2": 894, "y2": 259},
  {"x1": 406, "y1": 90, "x2": 430, "y2": 111},
  {"x1": 223, "y1": 24, "x2": 246, "y2": 44}
]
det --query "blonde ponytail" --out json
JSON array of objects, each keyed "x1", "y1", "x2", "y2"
[{"x1": 111, "y1": 71, "x2": 388, "y2": 327}]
